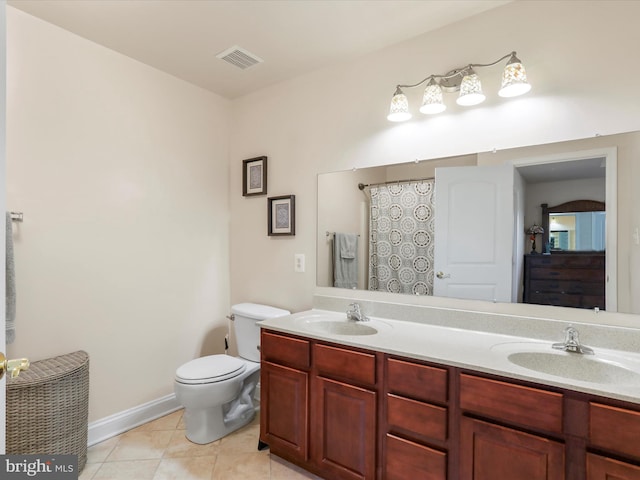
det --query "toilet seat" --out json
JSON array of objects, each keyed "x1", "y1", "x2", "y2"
[{"x1": 175, "y1": 355, "x2": 246, "y2": 385}]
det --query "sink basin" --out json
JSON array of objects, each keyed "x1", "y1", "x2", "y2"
[
  {"x1": 491, "y1": 342, "x2": 640, "y2": 384},
  {"x1": 304, "y1": 320, "x2": 379, "y2": 336},
  {"x1": 294, "y1": 312, "x2": 391, "y2": 336}
]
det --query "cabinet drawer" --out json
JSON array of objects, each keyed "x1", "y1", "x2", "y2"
[
  {"x1": 387, "y1": 394, "x2": 447, "y2": 442},
  {"x1": 261, "y1": 331, "x2": 310, "y2": 370},
  {"x1": 387, "y1": 357, "x2": 448, "y2": 404},
  {"x1": 530, "y1": 266, "x2": 605, "y2": 281},
  {"x1": 528, "y1": 279, "x2": 604, "y2": 296},
  {"x1": 590, "y1": 403, "x2": 640, "y2": 460},
  {"x1": 314, "y1": 343, "x2": 376, "y2": 386},
  {"x1": 460, "y1": 374, "x2": 563, "y2": 434},
  {"x1": 527, "y1": 255, "x2": 605, "y2": 268},
  {"x1": 385, "y1": 434, "x2": 446, "y2": 480},
  {"x1": 527, "y1": 292, "x2": 600, "y2": 309}
]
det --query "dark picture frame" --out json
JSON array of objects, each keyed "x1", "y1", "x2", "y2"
[
  {"x1": 268, "y1": 195, "x2": 296, "y2": 236},
  {"x1": 242, "y1": 156, "x2": 268, "y2": 196}
]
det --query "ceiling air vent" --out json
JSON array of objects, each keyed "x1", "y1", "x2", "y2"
[{"x1": 216, "y1": 46, "x2": 264, "y2": 70}]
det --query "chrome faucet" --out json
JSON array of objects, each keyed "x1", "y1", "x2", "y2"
[
  {"x1": 346, "y1": 303, "x2": 369, "y2": 322},
  {"x1": 552, "y1": 326, "x2": 594, "y2": 355}
]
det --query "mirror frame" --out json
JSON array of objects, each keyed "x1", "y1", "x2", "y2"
[{"x1": 541, "y1": 199, "x2": 606, "y2": 252}]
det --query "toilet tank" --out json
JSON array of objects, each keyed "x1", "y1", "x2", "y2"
[{"x1": 231, "y1": 303, "x2": 290, "y2": 362}]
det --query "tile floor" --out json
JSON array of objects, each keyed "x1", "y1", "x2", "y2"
[{"x1": 79, "y1": 410, "x2": 323, "y2": 480}]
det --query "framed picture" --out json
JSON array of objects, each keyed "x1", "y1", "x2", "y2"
[
  {"x1": 242, "y1": 156, "x2": 267, "y2": 196},
  {"x1": 268, "y1": 195, "x2": 296, "y2": 236}
]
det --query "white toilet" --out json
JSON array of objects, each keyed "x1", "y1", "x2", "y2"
[{"x1": 174, "y1": 303, "x2": 289, "y2": 444}]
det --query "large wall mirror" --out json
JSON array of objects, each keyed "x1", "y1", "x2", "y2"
[{"x1": 317, "y1": 130, "x2": 639, "y2": 314}]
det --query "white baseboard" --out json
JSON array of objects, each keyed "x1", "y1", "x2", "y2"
[{"x1": 88, "y1": 394, "x2": 182, "y2": 446}]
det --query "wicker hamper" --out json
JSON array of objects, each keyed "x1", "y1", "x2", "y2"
[{"x1": 6, "y1": 350, "x2": 89, "y2": 471}]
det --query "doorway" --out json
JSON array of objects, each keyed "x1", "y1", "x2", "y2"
[{"x1": 512, "y1": 148, "x2": 617, "y2": 311}]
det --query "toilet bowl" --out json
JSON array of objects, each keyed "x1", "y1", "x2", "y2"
[{"x1": 174, "y1": 303, "x2": 289, "y2": 444}]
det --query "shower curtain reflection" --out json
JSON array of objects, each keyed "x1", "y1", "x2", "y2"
[{"x1": 368, "y1": 180, "x2": 435, "y2": 295}]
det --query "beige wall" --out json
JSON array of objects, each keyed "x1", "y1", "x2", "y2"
[
  {"x1": 317, "y1": 167, "x2": 385, "y2": 290},
  {"x1": 525, "y1": 178, "x2": 606, "y2": 229},
  {"x1": 6, "y1": 7, "x2": 231, "y2": 421},
  {"x1": 229, "y1": 1, "x2": 640, "y2": 317}
]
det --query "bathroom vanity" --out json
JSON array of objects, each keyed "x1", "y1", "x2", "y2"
[{"x1": 258, "y1": 300, "x2": 640, "y2": 480}]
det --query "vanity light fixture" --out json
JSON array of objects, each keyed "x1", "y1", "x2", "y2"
[{"x1": 387, "y1": 51, "x2": 531, "y2": 122}]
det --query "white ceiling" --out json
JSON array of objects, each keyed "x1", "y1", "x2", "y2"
[
  {"x1": 7, "y1": 0, "x2": 510, "y2": 99},
  {"x1": 517, "y1": 157, "x2": 606, "y2": 184}
]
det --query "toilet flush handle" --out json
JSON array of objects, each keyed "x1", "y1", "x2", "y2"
[{"x1": 226, "y1": 314, "x2": 235, "y2": 321}]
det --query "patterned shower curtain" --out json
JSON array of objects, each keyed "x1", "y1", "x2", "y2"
[{"x1": 368, "y1": 180, "x2": 436, "y2": 295}]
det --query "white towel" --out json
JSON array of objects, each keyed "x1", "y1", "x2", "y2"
[
  {"x1": 333, "y1": 233, "x2": 358, "y2": 289},
  {"x1": 6, "y1": 213, "x2": 16, "y2": 343}
]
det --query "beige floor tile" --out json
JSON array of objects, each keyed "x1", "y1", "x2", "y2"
[
  {"x1": 152, "y1": 456, "x2": 216, "y2": 480},
  {"x1": 93, "y1": 459, "x2": 160, "y2": 480},
  {"x1": 87, "y1": 436, "x2": 120, "y2": 464},
  {"x1": 212, "y1": 451, "x2": 270, "y2": 479},
  {"x1": 163, "y1": 430, "x2": 220, "y2": 458},
  {"x1": 219, "y1": 421, "x2": 261, "y2": 454},
  {"x1": 177, "y1": 413, "x2": 186, "y2": 430},
  {"x1": 250, "y1": 412, "x2": 260, "y2": 426},
  {"x1": 86, "y1": 409, "x2": 325, "y2": 480},
  {"x1": 134, "y1": 410, "x2": 184, "y2": 432},
  {"x1": 106, "y1": 430, "x2": 173, "y2": 461},
  {"x1": 79, "y1": 462, "x2": 102, "y2": 480},
  {"x1": 269, "y1": 456, "x2": 324, "y2": 480}
]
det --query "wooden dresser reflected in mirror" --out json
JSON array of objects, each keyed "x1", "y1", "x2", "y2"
[{"x1": 523, "y1": 200, "x2": 606, "y2": 310}]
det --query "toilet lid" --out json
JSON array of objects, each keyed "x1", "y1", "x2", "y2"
[{"x1": 175, "y1": 355, "x2": 246, "y2": 385}]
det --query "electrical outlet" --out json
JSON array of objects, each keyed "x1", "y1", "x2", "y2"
[{"x1": 294, "y1": 254, "x2": 305, "y2": 273}]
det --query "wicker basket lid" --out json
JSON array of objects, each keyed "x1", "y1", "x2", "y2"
[{"x1": 7, "y1": 350, "x2": 89, "y2": 388}]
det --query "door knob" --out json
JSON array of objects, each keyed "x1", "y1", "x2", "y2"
[
  {"x1": 0, "y1": 352, "x2": 30, "y2": 379},
  {"x1": 436, "y1": 271, "x2": 451, "y2": 279}
]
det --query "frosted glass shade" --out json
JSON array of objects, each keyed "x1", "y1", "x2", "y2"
[
  {"x1": 499, "y1": 60, "x2": 531, "y2": 97},
  {"x1": 456, "y1": 73, "x2": 485, "y2": 106},
  {"x1": 387, "y1": 91, "x2": 412, "y2": 122},
  {"x1": 419, "y1": 81, "x2": 446, "y2": 115}
]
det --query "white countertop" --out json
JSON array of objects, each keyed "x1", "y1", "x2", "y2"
[{"x1": 259, "y1": 308, "x2": 640, "y2": 405}]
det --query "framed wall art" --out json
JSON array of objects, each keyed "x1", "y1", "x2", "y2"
[
  {"x1": 242, "y1": 156, "x2": 267, "y2": 196},
  {"x1": 268, "y1": 195, "x2": 296, "y2": 236}
]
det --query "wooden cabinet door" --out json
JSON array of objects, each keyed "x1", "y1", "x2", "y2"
[
  {"x1": 460, "y1": 417, "x2": 564, "y2": 480},
  {"x1": 587, "y1": 453, "x2": 640, "y2": 480},
  {"x1": 313, "y1": 376, "x2": 376, "y2": 480},
  {"x1": 260, "y1": 361, "x2": 309, "y2": 462}
]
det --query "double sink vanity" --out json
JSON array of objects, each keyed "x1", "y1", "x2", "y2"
[{"x1": 258, "y1": 294, "x2": 640, "y2": 480}]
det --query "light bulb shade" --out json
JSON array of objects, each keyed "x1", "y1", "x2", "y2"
[
  {"x1": 419, "y1": 80, "x2": 446, "y2": 115},
  {"x1": 387, "y1": 89, "x2": 412, "y2": 122},
  {"x1": 499, "y1": 57, "x2": 531, "y2": 97},
  {"x1": 456, "y1": 72, "x2": 485, "y2": 106},
  {"x1": 526, "y1": 224, "x2": 544, "y2": 235}
]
